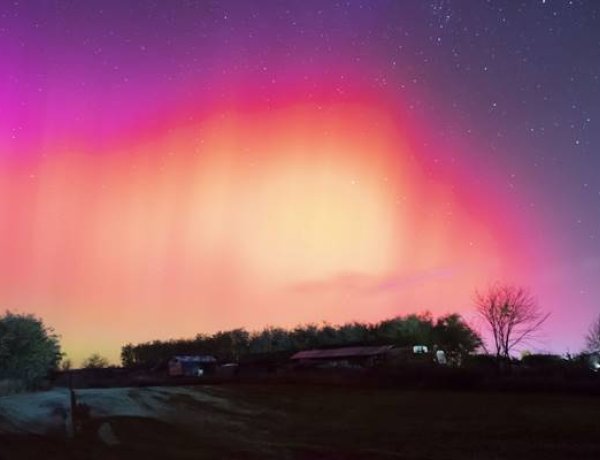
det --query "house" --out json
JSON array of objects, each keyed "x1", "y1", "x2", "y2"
[
  {"x1": 290, "y1": 345, "x2": 394, "y2": 368},
  {"x1": 168, "y1": 355, "x2": 217, "y2": 377}
]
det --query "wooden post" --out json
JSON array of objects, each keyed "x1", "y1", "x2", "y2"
[{"x1": 67, "y1": 371, "x2": 76, "y2": 438}]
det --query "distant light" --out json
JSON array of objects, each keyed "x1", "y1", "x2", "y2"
[
  {"x1": 413, "y1": 345, "x2": 428, "y2": 354},
  {"x1": 590, "y1": 355, "x2": 600, "y2": 371}
]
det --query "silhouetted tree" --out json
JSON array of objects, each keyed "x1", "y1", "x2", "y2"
[
  {"x1": 0, "y1": 311, "x2": 62, "y2": 387},
  {"x1": 373, "y1": 314, "x2": 434, "y2": 346},
  {"x1": 585, "y1": 314, "x2": 600, "y2": 353},
  {"x1": 121, "y1": 344, "x2": 135, "y2": 367},
  {"x1": 120, "y1": 313, "x2": 481, "y2": 368},
  {"x1": 60, "y1": 358, "x2": 72, "y2": 371},
  {"x1": 336, "y1": 322, "x2": 371, "y2": 345},
  {"x1": 476, "y1": 284, "x2": 549, "y2": 360},
  {"x1": 433, "y1": 314, "x2": 482, "y2": 364},
  {"x1": 250, "y1": 327, "x2": 293, "y2": 354},
  {"x1": 82, "y1": 353, "x2": 109, "y2": 369},
  {"x1": 289, "y1": 324, "x2": 320, "y2": 350}
]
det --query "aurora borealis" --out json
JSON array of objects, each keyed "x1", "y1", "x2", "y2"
[{"x1": 1, "y1": 1, "x2": 599, "y2": 364}]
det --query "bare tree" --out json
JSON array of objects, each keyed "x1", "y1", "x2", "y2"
[
  {"x1": 81, "y1": 353, "x2": 109, "y2": 369},
  {"x1": 60, "y1": 358, "x2": 72, "y2": 371},
  {"x1": 475, "y1": 284, "x2": 549, "y2": 360},
  {"x1": 585, "y1": 315, "x2": 600, "y2": 353}
]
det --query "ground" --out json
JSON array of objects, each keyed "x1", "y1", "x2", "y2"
[{"x1": 1, "y1": 384, "x2": 599, "y2": 459}]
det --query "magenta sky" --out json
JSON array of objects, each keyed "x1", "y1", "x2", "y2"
[{"x1": 1, "y1": 1, "x2": 598, "y2": 363}]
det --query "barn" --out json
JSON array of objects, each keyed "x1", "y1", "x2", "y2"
[
  {"x1": 290, "y1": 345, "x2": 395, "y2": 368},
  {"x1": 168, "y1": 355, "x2": 217, "y2": 377}
]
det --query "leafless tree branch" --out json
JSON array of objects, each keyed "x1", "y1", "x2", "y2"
[
  {"x1": 475, "y1": 283, "x2": 549, "y2": 360},
  {"x1": 586, "y1": 315, "x2": 600, "y2": 353}
]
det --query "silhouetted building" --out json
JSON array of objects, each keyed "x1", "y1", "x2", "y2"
[
  {"x1": 290, "y1": 345, "x2": 394, "y2": 368},
  {"x1": 168, "y1": 355, "x2": 217, "y2": 377}
]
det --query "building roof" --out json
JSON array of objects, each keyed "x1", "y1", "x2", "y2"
[
  {"x1": 170, "y1": 355, "x2": 216, "y2": 363},
  {"x1": 290, "y1": 345, "x2": 394, "y2": 360}
]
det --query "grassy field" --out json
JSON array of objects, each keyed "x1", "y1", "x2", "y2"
[{"x1": 1, "y1": 384, "x2": 600, "y2": 459}]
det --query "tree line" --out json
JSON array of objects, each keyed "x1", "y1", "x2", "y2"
[
  {"x1": 1, "y1": 283, "x2": 599, "y2": 391},
  {"x1": 120, "y1": 313, "x2": 482, "y2": 367},
  {"x1": 118, "y1": 283, "x2": 598, "y2": 369}
]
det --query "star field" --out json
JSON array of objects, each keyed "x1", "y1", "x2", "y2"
[{"x1": 0, "y1": 0, "x2": 598, "y2": 362}]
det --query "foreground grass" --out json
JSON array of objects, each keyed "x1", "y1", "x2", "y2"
[
  {"x1": 1, "y1": 384, "x2": 599, "y2": 459},
  {"x1": 209, "y1": 384, "x2": 600, "y2": 459}
]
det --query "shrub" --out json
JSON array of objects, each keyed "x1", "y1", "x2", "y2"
[{"x1": 0, "y1": 311, "x2": 62, "y2": 389}]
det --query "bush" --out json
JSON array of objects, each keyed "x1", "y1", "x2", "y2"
[
  {"x1": 462, "y1": 354, "x2": 498, "y2": 369},
  {"x1": 81, "y1": 353, "x2": 110, "y2": 369},
  {"x1": 520, "y1": 354, "x2": 564, "y2": 367},
  {"x1": 0, "y1": 311, "x2": 61, "y2": 389},
  {"x1": 0, "y1": 378, "x2": 27, "y2": 395}
]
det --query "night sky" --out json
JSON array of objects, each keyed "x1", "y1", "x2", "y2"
[{"x1": 1, "y1": 0, "x2": 599, "y2": 364}]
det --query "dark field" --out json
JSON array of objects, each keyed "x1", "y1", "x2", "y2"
[{"x1": 1, "y1": 384, "x2": 599, "y2": 459}]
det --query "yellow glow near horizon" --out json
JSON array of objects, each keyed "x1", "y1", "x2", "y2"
[{"x1": 0, "y1": 103, "x2": 513, "y2": 365}]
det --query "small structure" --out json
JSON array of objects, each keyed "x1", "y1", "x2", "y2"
[
  {"x1": 290, "y1": 345, "x2": 394, "y2": 368},
  {"x1": 168, "y1": 355, "x2": 216, "y2": 377},
  {"x1": 435, "y1": 349, "x2": 447, "y2": 365},
  {"x1": 412, "y1": 345, "x2": 429, "y2": 354}
]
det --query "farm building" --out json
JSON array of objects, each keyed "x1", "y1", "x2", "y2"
[
  {"x1": 290, "y1": 345, "x2": 395, "y2": 368},
  {"x1": 168, "y1": 355, "x2": 217, "y2": 377},
  {"x1": 290, "y1": 345, "x2": 440, "y2": 369}
]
